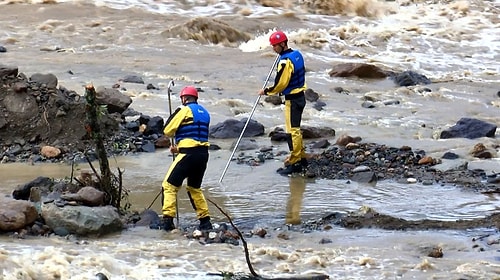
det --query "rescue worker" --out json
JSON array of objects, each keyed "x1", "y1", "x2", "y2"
[
  {"x1": 161, "y1": 85, "x2": 213, "y2": 231},
  {"x1": 258, "y1": 30, "x2": 307, "y2": 175}
]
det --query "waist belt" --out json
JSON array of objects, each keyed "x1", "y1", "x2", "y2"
[
  {"x1": 178, "y1": 146, "x2": 209, "y2": 154},
  {"x1": 284, "y1": 91, "x2": 304, "y2": 100}
]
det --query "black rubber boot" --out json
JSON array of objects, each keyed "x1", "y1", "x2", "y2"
[
  {"x1": 198, "y1": 216, "x2": 213, "y2": 231},
  {"x1": 277, "y1": 162, "x2": 302, "y2": 176},
  {"x1": 162, "y1": 216, "x2": 175, "y2": 231}
]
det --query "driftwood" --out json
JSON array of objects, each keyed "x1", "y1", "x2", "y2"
[
  {"x1": 84, "y1": 84, "x2": 129, "y2": 212},
  {"x1": 207, "y1": 198, "x2": 330, "y2": 280}
]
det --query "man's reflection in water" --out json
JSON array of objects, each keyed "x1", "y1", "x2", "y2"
[{"x1": 285, "y1": 175, "x2": 306, "y2": 225}]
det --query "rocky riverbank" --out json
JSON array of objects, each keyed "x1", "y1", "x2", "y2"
[
  {"x1": 1, "y1": 64, "x2": 499, "y2": 241},
  {"x1": 1, "y1": 64, "x2": 499, "y2": 192}
]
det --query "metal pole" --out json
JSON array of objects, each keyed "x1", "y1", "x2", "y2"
[
  {"x1": 147, "y1": 80, "x2": 176, "y2": 214},
  {"x1": 166, "y1": 80, "x2": 180, "y2": 228},
  {"x1": 218, "y1": 54, "x2": 280, "y2": 184}
]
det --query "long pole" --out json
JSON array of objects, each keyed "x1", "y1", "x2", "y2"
[
  {"x1": 147, "y1": 80, "x2": 176, "y2": 216},
  {"x1": 166, "y1": 80, "x2": 180, "y2": 228},
  {"x1": 218, "y1": 54, "x2": 280, "y2": 184}
]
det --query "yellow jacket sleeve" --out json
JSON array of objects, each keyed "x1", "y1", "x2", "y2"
[
  {"x1": 265, "y1": 59, "x2": 294, "y2": 95},
  {"x1": 163, "y1": 106, "x2": 189, "y2": 137}
]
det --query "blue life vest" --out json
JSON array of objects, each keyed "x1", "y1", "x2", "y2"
[
  {"x1": 280, "y1": 50, "x2": 305, "y2": 95},
  {"x1": 175, "y1": 103, "x2": 210, "y2": 143}
]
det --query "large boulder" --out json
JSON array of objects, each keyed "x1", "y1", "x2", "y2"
[
  {"x1": 209, "y1": 118, "x2": 265, "y2": 139},
  {"x1": 329, "y1": 63, "x2": 388, "y2": 79},
  {"x1": 440, "y1": 118, "x2": 497, "y2": 139},
  {"x1": 95, "y1": 86, "x2": 133, "y2": 114},
  {"x1": 0, "y1": 197, "x2": 38, "y2": 232},
  {"x1": 42, "y1": 204, "x2": 124, "y2": 236}
]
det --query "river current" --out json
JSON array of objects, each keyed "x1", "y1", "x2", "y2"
[{"x1": 0, "y1": 0, "x2": 499, "y2": 279}]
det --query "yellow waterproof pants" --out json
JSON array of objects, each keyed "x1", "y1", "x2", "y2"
[
  {"x1": 161, "y1": 152, "x2": 210, "y2": 219},
  {"x1": 284, "y1": 99, "x2": 306, "y2": 165}
]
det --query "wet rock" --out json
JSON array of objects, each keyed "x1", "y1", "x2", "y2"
[
  {"x1": 0, "y1": 65, "x2": 18, "y2": 78},
  {"x1": 52, "y1": 226, "x2": 70, "y2": 237},
  {"x1": 269, "y1": 126, "x2": 335, "y2": 141},
  {"x1": 154, "y1": 135, "x2": 171, "y2": 148},
  {"x1": 209, "y1": 118, "x2": 264, "y2": 138},
  {"x1": 138, "y1": 115, "x2": 165, "y2": 136},
  {"x1": 426, "y1": 246, "x2": 443, "y2": 258},
  {"x1": 269, "y1": 131, "x2": 288, "y2": 142},
  {"x1": 12, "y1": 176, "x2": 53, "y2": 200},
  {"x1": 383, "y1": 99, "x2": 400, "y2": 106},
  {"x1": 470, "y1": 143, "x2": 496, "y2": 159},
  {"x1": 486, "y1": 174, "x2": 500, "y2": 184},
  {"x1": 417, "y1": 156, "x2": 434, "y2": 165},
  {"x1": 263, "y1": 95, "x2": 282, "y2": 105},
  {"x1": 231, "y1": 138, "x2": 259, "y2": 151},
  {"x1": 333, "y1": 86, "x2": 349, "y2": 94},
  {"x1": 40, "y1": 145, "x2": 62, "y2": 158},
  {"x1": 301, "y1": 125, "x2": 336, "y2": 139},
  {"x1": 311, "y1": 139, "x2": 330, "y2": 149},
  {"x1": 146, "y1": 83, "x2": 158, "y2": 90},
  {"x1": 304, "y1": 88, "x2": 319, "y2": 102},
  {"x1": 440, "y1": 117, "x2": 497, "y2": 139},
  {"x1": 329, "y1": 63, "x2": 388, "y2": 78},
  {"x1": 418, "y1": 245, "x2": 444, "y2": 258},
  {"x1": 313, "y1": 101, "x2": 326, "y2": 111},
  {"x1": 361, "y1": 101, "x2": 376, "y2": 108},
  {"x1": 389, "y1": 70, "x2": 431, "y2": 86},
  {"x1": 42, "y1": 203, "x2": 123, "y2": 236},
  {"x1": 161, "y1": 17, "x2": 251, "y2": 47},
  {"x1": 335, "y1": 134, "x2": 362, "y2": 146},
  {"x1": 277, "y1": 232, "x2": 289, "y2": 240},
  {"x1": 60, "y1": 186, "x2": 105, "y2": 207},
  {"x1": 258, "y1": 0, "x2": 286, "y2": 7},
  {"x1": 345, "y1": 142, "x2": 360, "y2": 150},
  {"x1": 95, "y1": 86, "x2": 133, "y2": 114},
  {"x1": 0, "y1": 197, "x2": 38, "y2": 231},
  {"x1": 351, "y1": 171, "x2": 378, "y2": 184},
  {"x1": 252, "y1": 227, "x2": 267, "y2": 238},
  {"x1": 30, "y1": 73, "x2": 58, "y2": 89},
  {"x1": 132, "y1": 209, "x2": 161, "y2": 227},
  {"x1": 95, "y1": 272, "x2": 109, "y2": 280},
  {"x1": 442, "y1": 152, "x2": 459, "y2": 159},
  {"x1": 30, "y1": 221, "x2": 51, "y2": 236},
  {"x1": 319, "y1": 238, "x2": 332, "y2": 244},
  {"x1": 139, "y1": 140, "x2": 156, "y2": 153},
  {"x1": 120, "y1": 75, "x2": 144, "y2": 84}
]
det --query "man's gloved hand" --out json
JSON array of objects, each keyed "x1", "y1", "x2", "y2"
[{"x1": 169, "y1": 145, "x2": 179, "y2": 154}]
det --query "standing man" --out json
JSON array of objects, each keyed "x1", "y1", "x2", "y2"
[
  {"x1": 161, "y1": 85, "x2": 213, "y2": 231},
  {"x1": 258, "y1": 30, "x2": 307, "y2": 176}
]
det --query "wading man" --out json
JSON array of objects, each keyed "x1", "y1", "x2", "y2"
[
  {"x1": 258, "y1": 30, "x2": 307, "y2": 176},
  {"x1": 161, "y1": 86, "x2": 213, "y2": 231}
]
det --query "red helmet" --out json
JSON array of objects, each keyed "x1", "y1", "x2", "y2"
[
  {"x1": 180, "y1": 86, "x2": 198, "y2": 99},
  {"x1": 269, "y1": 30, "x2": 288, "y2": 45}
]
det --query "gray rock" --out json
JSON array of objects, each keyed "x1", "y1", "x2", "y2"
[
  {"x1": 440, "y1": 118, "x2": 496, "y2": 139},
  {"x1": 42, "y1": 203, "x2": 123, "y2": 236},
  {"x1": 209, "y1": 118, "x2": 264, "y2": 139}
]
